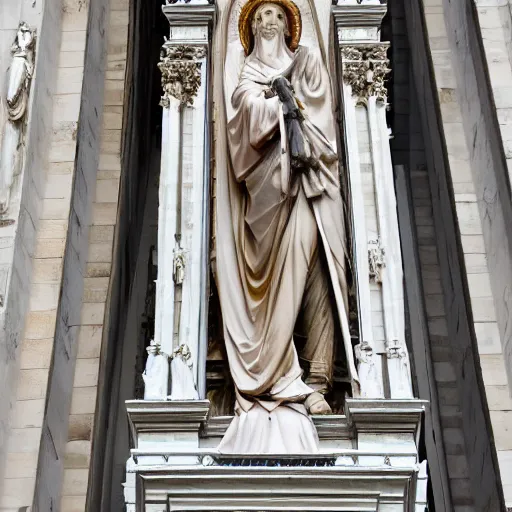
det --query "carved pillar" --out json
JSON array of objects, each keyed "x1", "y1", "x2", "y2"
[
  {"x1": 333, "y1": 0, "x2": 413, "y2": 399},
  {"x1": 145, "y1": 0, "x2": 215, "y2": 400}
]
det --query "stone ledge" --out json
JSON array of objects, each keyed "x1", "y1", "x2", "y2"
[
  {"x1": 126, "y1": 399, "x2": 210, "y2": 445},
  {"x1": 346, "y1": 399, "x2": 427, "y2": 436},
  {"x1": 131, "y1": 463, "x2": 420, "y2": 511},
  {"x1": 332, "y1": 0, "x2": 387, "y2": 29}
]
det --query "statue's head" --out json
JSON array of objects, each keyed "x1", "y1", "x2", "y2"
[
  {"x1": 251, "y1": 3, "x2": 290, "y2": 42},
  {"x1": 238, "y1": 0, "x2": 301, "y2": 56},
  {"x1": 12, "y1": 22, "x2": 35, "y2": 54}
]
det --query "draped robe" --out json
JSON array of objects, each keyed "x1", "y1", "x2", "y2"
[{"x1": 217, "y1": 43, "x2": 359, "y2": 418}]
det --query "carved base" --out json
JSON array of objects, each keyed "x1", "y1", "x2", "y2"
[{"x1": 124, "y1": 398, "x2": 428, "y2": 511}]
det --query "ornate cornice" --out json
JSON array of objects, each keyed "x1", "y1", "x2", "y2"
[
  {"x1": 158, "y1": 44, "x2": 207, "y2": 107},
  {"x1": 341, "y1": 43, "x2": 390, "y2": 104},
  {"x1": 332, "y1": 0, "x2": 387, "y2": 32}
]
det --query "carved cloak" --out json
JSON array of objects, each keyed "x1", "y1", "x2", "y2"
[{"x1": 216, "y1": 44, "x2": 359, "y2": 416}]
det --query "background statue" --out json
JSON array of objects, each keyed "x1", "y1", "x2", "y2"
[
  {"x1": 0, "y1": 22, "x2": 35, "y2": 216},
  {"x1": 215, "y1": 0, "x2": 358, "y2": 453}
]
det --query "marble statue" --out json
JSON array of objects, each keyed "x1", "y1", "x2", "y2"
[
  {"x1": 143, "y1": 340, "x2": 169, "y2": 399},
  {"x1": 169, "y1": 344, "x2": 199, "y2": 400},
  {"x1": 0, "y1": 22, "x2": 36, "y2": 216},
  {"x1": 216, "y1": 0, "x2": 359, "y2": 453}
]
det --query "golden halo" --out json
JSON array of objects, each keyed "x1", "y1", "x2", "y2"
[{"x1": 238, "y1": 0, "x2": 302, "y2": 56}]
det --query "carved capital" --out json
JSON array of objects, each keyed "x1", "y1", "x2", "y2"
[
  {"x1": 368, "y1": 237, "x2": 385, "y2": 283},
  {"x1": 158, "y1": 44, "x2": 207, "y2": 107},
  {"x1": 341, "y1": 43, "x2": 390, "y2": 104}
]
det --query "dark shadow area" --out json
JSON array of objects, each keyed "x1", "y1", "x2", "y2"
[{"x1": 87, "y1": 0, "x2": 167, "y2": 510}]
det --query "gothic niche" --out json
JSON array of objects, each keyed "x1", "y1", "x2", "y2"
[{"x1": 202, "y1": 0, "x2": 360, "y2": 453}]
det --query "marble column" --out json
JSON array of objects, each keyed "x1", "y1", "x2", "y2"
[
  {"x1": 333, "y1": 0, "x2": 413, "y2": 399},
  {"x1": 144, "y1": 0, "x2": 215, "y2": 400}
]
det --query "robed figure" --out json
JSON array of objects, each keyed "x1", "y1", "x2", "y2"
[{"x1": 216, "y1": 0, "x2": 359, "y2": 453}]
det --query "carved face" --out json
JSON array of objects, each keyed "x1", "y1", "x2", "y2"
[
  {"x1": 252, "y1": 3, "x2": 289, "y2": 41},
  {"x1": 15, "y1": 23, "x2": 34, "y2": 52}
]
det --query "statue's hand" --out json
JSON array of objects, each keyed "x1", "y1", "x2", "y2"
[
  {"x1": 287, "y1": 116, "x2": 309, "y2": 172},
  {"x1": 270, "y1": 76, "x2": 296, "y2": 107}
]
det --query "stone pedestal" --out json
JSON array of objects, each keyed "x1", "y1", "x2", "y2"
[{"x1": 124, "y1": 399, "x2": 428, "y2": 511}]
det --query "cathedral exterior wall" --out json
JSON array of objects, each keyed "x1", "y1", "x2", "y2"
[
  {"x1": 406, "y1": 0, "x2": 512, "y2": 508},
  {"x1": 0, "y1": 0, "x2": 63, "y2": 506},
  {"x1": 0, "y1": 0, "x2": 126, "y2": 509},
  {"x1": 60, "y1": 2, "x2": 128, "y2": 509}
]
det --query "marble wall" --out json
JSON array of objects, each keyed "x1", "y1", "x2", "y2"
[
  {"x1": 404, "y1": 0, "x2": 512, "y2": 508},
  {"x1": 0, "y1": 0, "x2": 61, "y2": 503}
]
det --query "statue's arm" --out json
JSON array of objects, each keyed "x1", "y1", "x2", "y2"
[
  {"x1": 245, "y1": 90, "x2": 280, "y2": 149},
  {"x1": 6, "y1": 58, "x2": 27, "y2": 109}
]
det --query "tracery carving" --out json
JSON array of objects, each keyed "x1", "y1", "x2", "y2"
[
  {"x1": 368, "y1": 238, "x2": 385, "y2": 283},
  {"x1": 341, "y1": 44, "x2": 390, "y2": 104},
  {"x1": 158, "y1": 43, "x2": 207, "y2": 107}
]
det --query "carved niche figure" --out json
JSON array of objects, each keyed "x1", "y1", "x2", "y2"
[
  {"x1": 0, "y1": 22, "x2": 36, "y2": 216},
  {"x1": 215, "y1": 0, "x2": 359, "y2": 453}
]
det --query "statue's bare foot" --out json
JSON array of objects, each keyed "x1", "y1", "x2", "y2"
[{"x1": 305, "y1": 392, "x2": 332, "y2": 415}]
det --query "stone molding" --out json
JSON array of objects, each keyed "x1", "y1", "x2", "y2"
[
  {"x1": 332, "y1": 0, "x2": 387, "y2": 29},
  {"x1": 162, "y1": 2, "x2": 216, "y2": 27},
  {"x1": 133, "y1": 464, "x2": 419, "y2": 510},
  {"x1": 126, "y1": 399, "x2": 210, "y2": 445},
  {"x1": 345, "y1": 399, "x2": 427, "y2": 437},
  {"x1": 158, "y1": 43, "x2": 207, "y2": 107},
  {"x1": 340, "y1": 43, "x2": 390, "y2": 104}
]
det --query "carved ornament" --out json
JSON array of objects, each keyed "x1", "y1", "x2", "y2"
[
  {"x1": 355, "y1": 342, "x2": 374, "y2": 365},
  {"x1": 158, "y1": 43, "x2": 207, "y2": 107},
  {"x1": 165, "y1": 0, "x2": 215, "y2": 4},
  {"x1": 368, "y1": 238, "x2": 385, "y2": 283},
  {"x1": 386, "y1": 343, "x2": 407, "y2": 359},
  {"x1": 146, "y1": 338, "x2": 166, "y2": 357},
  {"x1": 173, "y1": 248, "x2": 186, "y2": 284},
  {"x1": 341, "y1": 44, "x2": 390, "y2": 104}
]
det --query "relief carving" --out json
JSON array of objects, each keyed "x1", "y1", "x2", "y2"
[
  {"x1": 368, "y1": 237, "x2": 385, "y2": 283},
  {"x1": 0, "y1": 22, "x2": 36, "y2": 216},
  {"x1": 341, "y1": 44, "x2": 390, "y2": 104},
  {"x1": 158, "y1": 43, "x2": 207, "y2": 107}
]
